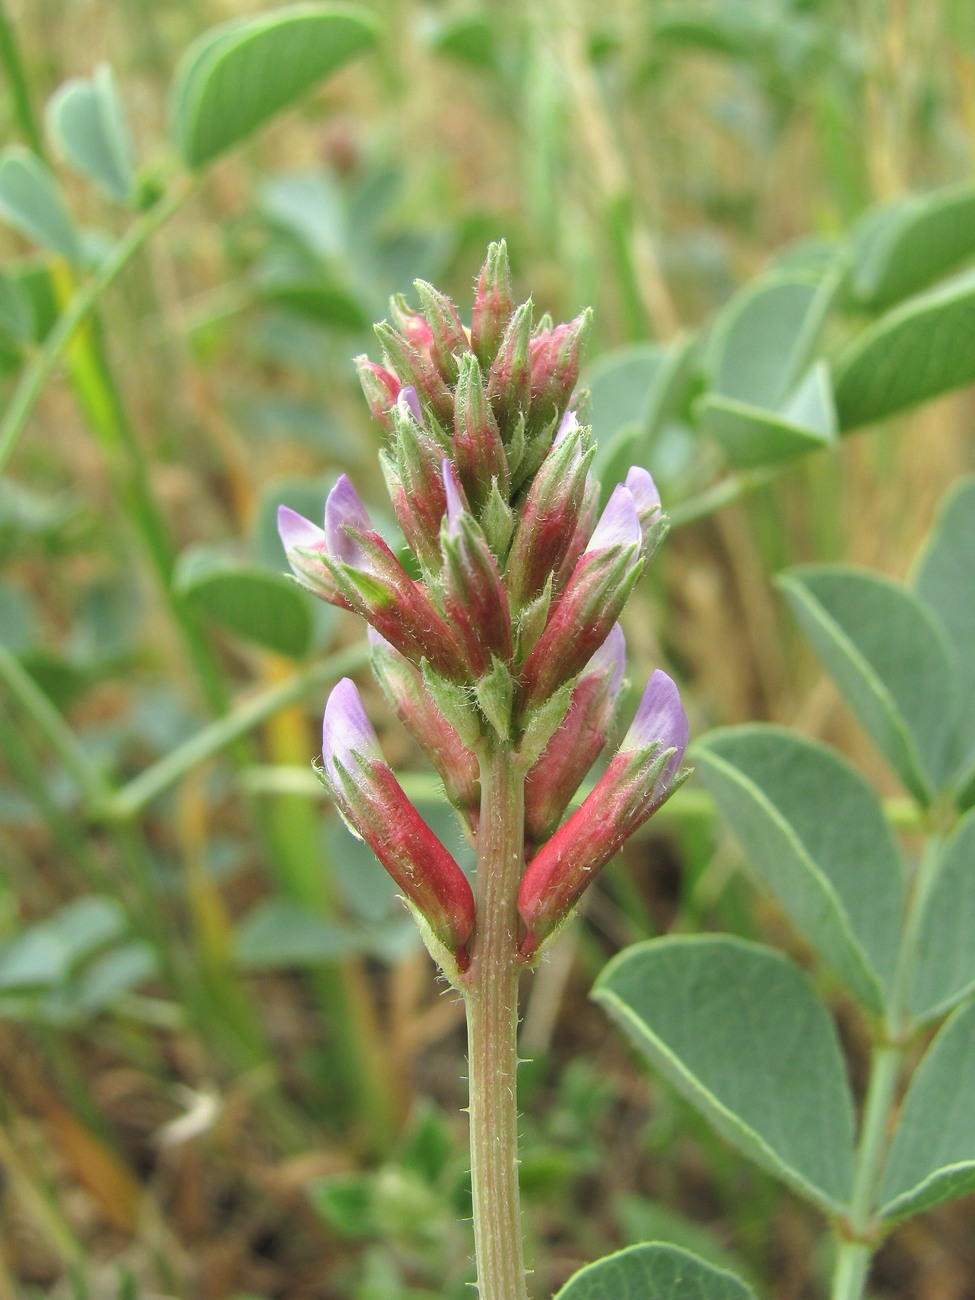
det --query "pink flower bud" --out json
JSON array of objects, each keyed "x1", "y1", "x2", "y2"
[
  {"x1": 518, "y1": 669, "x2": 688, "y2": 956},
  {"x1": 504, "y1": 421, "x2": 594, "y2": 606},
  {"x1": 384, "y1": 406, "x2": 448, "y2": 570},
  {"x1": 527, "y1": 310, "x2": 591, "y2": 433},
  {"x1": 355, "y1": 357, "x2": 401, "y2": 433},
  {"x1": 414, "y1": 280, "x2": 472, "y2": 383},
  {"x1": 390, "y1": 296, "x2": 435, "y2": 356},
  {"x1": 301, "y1": 476, "x2": 468, "y2": 680},
  {"x1": 452, "y1": 352, "x2": 509, "y2": 511},
  {"x1": 518, "y1": 485, "x2": 644, "y2": 709},
  {"x1": 322, "y1": 679, "x2": 475, "y2": 964},
  {"x1": 441, "y1": 462, "x2": 513, "y2": 675},
  {"x1": 524, "y1": 623, "x2": 626, "y2": 843},
  {"x1": 486, "y1": 300, "x2": 533, "y2": 438},
  {"x1": 277, "y1": 505, "x2": 350, "y2": 606},
  {"x1": 375, "y1": 320, "x2": 455, "y2": 428},
  {"x1": 471, "y1": 240, "x2": 514, "y2": 368},
  {"x1": 369, "y1": 628, "x2": 480, "y2": 821}
]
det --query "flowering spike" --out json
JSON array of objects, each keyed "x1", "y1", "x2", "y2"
[
  {"x1": 518, "y1": 670, "x2": 689, "y2": 956},
  {"x1": 453, "y1": 352, "x2": 509, "y2": 511},
  {"x1": 355, "y1": 357, "x2": 401, "y2": 433},
  {"x1": 322, "y1": 679, "x2": 475, "y2": 964},
  {"x1": 487, "y1": 300, "x2": 533, "y2": 438},
  {"x1": 471, "y1": 240, "x2": 515, "y2": 368},
  {"x1": 284, "y1": 247, "x2": 687, "y2": 996},
  {"x1": 414, "y1": 280, "x2": 471, "y2": 382},
  {"x1": 524, "y1": 624, "x2": 627, "y2": 843}
]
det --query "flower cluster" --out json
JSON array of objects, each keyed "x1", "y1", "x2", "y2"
[{"x1": 279, "y1": 243, "x2": 687, "y2": 973}]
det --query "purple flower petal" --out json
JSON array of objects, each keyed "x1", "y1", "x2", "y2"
[
  {"x1": 277, "y1": 505, "x2": 327, "y2": 560},
  {"x1": 585, "y1": 484, "x2": 642, "y2": 553},
  {"x1": 555, "y1": 408, "x2": 580, "y2": 442},
  {"x1": 322, "y1": 678, "x2": 382, "y2": 783},
  {"x1": 624, "y1": 466, "x2": 660, "y2": 517},
  {"x1": 622, "y1": 669, "x2": 688, "y2": 781},
  {"x1": 324, "y1": 475, "x2": 372, "y2": 565},
  {"x1": 397, "y1": 385, "x2": 425, "y2": 426},
  {"x1": 584, "y1": 622, "x2": 626, "y2": 693},
  {"x1": 442, "y1": 459, "x2": 465, "y2": 540}
]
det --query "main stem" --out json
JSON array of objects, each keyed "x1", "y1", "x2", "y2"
[
  {"x1": 830, "y1": 831, "x2": 946, "y2": 1300},
  {"x1": 465, "y1": 739, "x2": 529, "y2": 1300}
]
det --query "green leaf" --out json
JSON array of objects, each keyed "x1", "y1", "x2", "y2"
[
  {"x1": 879, "y1": 998, "x2": 975, "y2": 1220},
  {"x1": 49, "y1": 896, "x2": 126, "y2": 965},
  {"x1": 0, "y1": 146, "x2": 81, "y2": 262},
  {"x1": 777, "y1": 565, "x2": 958, "y2": 803},
  {"x1": 852, "y1": 184, "x2": 975, "y2": 311},
  {"x1": 834, "y1": 270, "x2": 975, "y2": 430},
  {"x1": 593, "y1": 936, "x2": 856, "y2": 1212},
  {"x1": 693, "y1": 726, "x2": 903, "y2": 1010},
  {"x1": 234, "y1": 900, "x2": 360, "y2": 968},
  {"x1": 912, "y1": 475, "x2": 975, "y2": 796},
  {"x1": 554, "y1": 1243, "x2": 757, "y2": 1300},
  {"x1": 0, "y1": 269, "x2": 34, "y2": 343},
  {"x1": 699, "y1": 362, "x2": 837, "y2": 469},
  {"x1": 0, "y1": 926, "x2": 67, "y2": 990},
  {"x1": 588, "y1": 343, "x2": 667, "y2": 447},
  {"x1": 77, "y1": 941, "x2": 157, "y2": 1011},
  {"x1": 706, "y1": 273, "x2": 837, "y2": 411},
  {"x1": 911, "y1": 810, "x2": 975, "y2": 1022},
  {"x1": 170, "y1": 5, "x2": 381, "y2": 169},
  {"x1": 426, "y1": 14, "x2": 498, "y2": 72},
  {"x1": 0, "y1": 896, "x2": 125, "y2": 992},
  {"x1": 256, "y1": 276, "x2": 371, "y2": 330},
  {"x1": 46, "y1": 65, "x2": 134, "y2": 202},
  {"x1": 592, "y1": 334, "x2": 698, "y2": 495},
  {"x1": 174, "y1": 545, "x2": 314, "y2": 657}
]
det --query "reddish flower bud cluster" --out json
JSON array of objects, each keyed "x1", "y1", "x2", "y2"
[{"x1": 280, "y1": 242, "x2": 687, "y2": 972}]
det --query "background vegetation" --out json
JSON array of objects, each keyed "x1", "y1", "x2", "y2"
[{"x1": 1, "y1": 0, "x2": 974, "y2": 1296}]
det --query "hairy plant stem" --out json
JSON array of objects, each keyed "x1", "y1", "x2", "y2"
[
  {"x1": 830, "y1": 830, "x2": 946, "y2": 1300},
  {"x1": 464, "y1": 739, "x2": 529, "y2": 1300}
]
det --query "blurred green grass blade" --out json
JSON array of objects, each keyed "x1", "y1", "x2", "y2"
[
  {"x1": 834, "y1": 270, "x2": 975, "y2": 429},
  {"x1": 46, "y1": 65, "x2": 135, "y2": 204},
  {"x1": 911, "y1": 810, "x2": 975, "y2": 1022},
  {"x1": 554, "y1": 1243, "x2": 757, "y2": 1299},
  {"x1": 169, "y1": 4, "x2": 381, "y2": 169},
  {"x1": 693, "y1": 725, "x2": 903, "y2": 1010},
  {"x1": 777, "y1": 566, "x2": 959, "y2": 803},
  {"x1": 0, "y1": 145, "x2": 81, "y2": 262},
  {"x1": 594, "y1": 936, "x2": 856, "y2": 1214},
  {"x1": 879, "y1": 998, "x2": 975, "y2": 1220}
]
